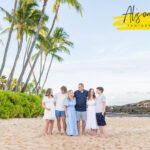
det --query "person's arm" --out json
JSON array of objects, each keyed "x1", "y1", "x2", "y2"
[
  {"x1": 74, "y1": 91, "x2": 76, "y2": 98},
  {"x1": 102, "y1": 101, "x2": 106, "y2": 116},
  {"x1": 74, "y1": 98, "x2": 76, "y2": 105},
  {"x1": 64, "y1": 99, "x2": 69, "y2": 117},
  {"x1": 54, "y1": 94, "x2": 57, "y2": 106},
  {"x1": 102, "y1": 96, "x2": 106, "y2": 115},
  {"x1": 42, "y1": 101, "x2": 51, "y2": 111},
  {"x1": 64, "y1": 105, "x2": 68, "y2": 117}
]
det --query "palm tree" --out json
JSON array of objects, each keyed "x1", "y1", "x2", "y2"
[
  {"x1": 20, "y1": 32, "x2": 50, "y2": 93},
  {"x1": 14, "y1": 0, "x2": 49, "y2": 91},
  {"x1": 21, "y1": 27, "x2": 73, "y2": 93},
  {"x1": 0, "y1": 0, "x2": 18, "y2": 76},
  {"x1": 14, "y1": 0, "x2": 82, "y2": 92},
  {"x1": 5, "y1": 0, "x2": 48, "y2": 90},
  {"x1": 35, "y1": 27, "x2": 72, "y2": 89},
  {"x1": 22, "y1": 25, "x2": 49, "y2": 85},
  {"x1": 20, "y1": 0, "x2": 82, "y2": 93},
  {"x1": 41, "y1": 27, "x2": 73, "y2": 89}
]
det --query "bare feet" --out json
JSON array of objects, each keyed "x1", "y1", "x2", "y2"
[
  {"x1": 49, "y1": 132, "x2": 53, "y2": 135},
  {"x1": 44, "y1": 132, "x2": 48, "y2": 136},
  {"x1": 100, "y1": 134, "x2": 105, "y2": 137}
]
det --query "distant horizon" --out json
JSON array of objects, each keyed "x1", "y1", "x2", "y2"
[{"x1": 107, "y1": 99, "x2": 150, "y2": 106}]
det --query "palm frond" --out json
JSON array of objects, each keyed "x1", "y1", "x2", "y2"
[
  {"x1": 0, "y1": 7, "x2": 13, "y2": 23},
  {"x1": 0, "y1": 27, "x2": 11, "y2": 34},
  {"x1": 0, "y1": 39, "x2": 3, "y2": 45},
  {"x1": 58, "y1": 0, "x2": 83, "y2": 16},
  {"x1": 52, "y1": 53, "x2": 64, "y2": 62}
]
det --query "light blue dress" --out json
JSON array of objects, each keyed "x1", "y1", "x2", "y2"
[{"x1": 64, "y1": 98, "x2": 78, "y2": 136}]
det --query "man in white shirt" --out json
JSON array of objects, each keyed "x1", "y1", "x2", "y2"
[
  {"x1": 95, "y1": 87, "x2": 107, "y2": 137},
  {"x1": 54, "y1": 86, "x2": 67, "y2": 134}
]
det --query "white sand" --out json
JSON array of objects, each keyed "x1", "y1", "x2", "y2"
[{"x1": 0, "y1": 117, "x2": 150, "y2": 150}]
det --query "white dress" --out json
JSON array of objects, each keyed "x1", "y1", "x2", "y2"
[
  {"x1": 86, "y1": 99, "x2": 98, "y2": 129},
  {"x1": 43, "y1": 96, "x2": 55, "y2": 120}
]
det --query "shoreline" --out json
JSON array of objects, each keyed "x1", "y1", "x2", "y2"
[
  {"x1": 0, "y1": 114, "x2": 150, "y2": 121},
  {"x1": 106, "y1": 112, "x2": 150, "y2": 117}
]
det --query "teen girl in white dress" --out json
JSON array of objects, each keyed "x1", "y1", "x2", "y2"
[
  {"x1": 42, "y1": 88, "x2": 55, "y2": 135},
  {"x1": 86, "y1": 88, "x2": 98, "y2": 135}
]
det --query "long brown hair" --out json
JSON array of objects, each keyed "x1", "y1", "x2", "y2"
[
  {"x1": 45, "y1": 88, "x2": 53, "y2": 97},
  {"x1": 88, "y1": 88, "x2": 96, "y2": 100}
]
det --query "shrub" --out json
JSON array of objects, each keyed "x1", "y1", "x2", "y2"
[{"x1": 0, "y1": 90, "x2": 43, "y2": 119}]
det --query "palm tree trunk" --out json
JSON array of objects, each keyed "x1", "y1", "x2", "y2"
[
  {"x1": 42, "y1": 55, "x2": 54, "y2": 89},
  {"x1": 40, "y1": 53, "x2": 42, "y2": 75},
  {"x1": 20, "y1": 37, "x2": 35, "y2": 89},
  {"x1": 0, "y1": 0, "x2": 17, "y2": 76},
  {"x1": 26, "y1": 42, "x2": 37, "y2": 84},
  {"x1": 6, "y1": 29, "x2": 24, "y2": 90},
  {"x1": 21, "y1": 50, "x2": 41, "y2": 92},
  {"x1": 13, "y1": 0, "x2": 48, "y2": 92},
  {"x1": 28, "y1": 60, "x2": 37, "y2": 83},
  {"x1": 25, "y1": 38, "x2": 37, "y2": 83},
  {"x1": 47, "y1": 2, "x2": 60, "y2": 37},
  {"x1": 34, "y1": 55, "x2": 47, "y2": 90},
  {"x1": 35, "y1": 2, "x2": 60, "y2": 91},
  {"x1": 23, "y1": 37, "x2": 32, "y2": 67}
]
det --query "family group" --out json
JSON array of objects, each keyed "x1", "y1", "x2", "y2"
[{"x1": 42, "y1": 83, "x2": 106, "y2": 137}]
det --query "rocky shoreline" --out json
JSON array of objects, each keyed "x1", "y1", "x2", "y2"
[{"x1": 106, "y1": 100, "x2": 150, "y2": 116}]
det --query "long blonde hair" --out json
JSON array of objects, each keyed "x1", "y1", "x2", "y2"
[{"x1": 67, "y1": 90, "x2": 74, "y2": 101}]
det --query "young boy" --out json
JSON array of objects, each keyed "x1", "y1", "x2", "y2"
[
  {"x1": 95, "y1": 87, "x2": 106, "y2": 137},
  {"x1": 54, "y1": 86, "x2": 67, "y2": 135}
]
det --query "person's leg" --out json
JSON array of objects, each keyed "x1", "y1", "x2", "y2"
[
  {"x1": 76, "y1": 111, "x2": 81, "y2": 135},
  {"x1": 82, "y1": 120, "x2": 86, "y2": 135},
  {"x1": 92, "y1": 129, "x2": 97, "y2": 136},
  {"x1": 77, "y1": 121, "x2": 80, "y2": 135},
  {"x1": 49, "y1": 120, "x2": 54, "y2": 134},
  {"x1": 56, "y1": 117, "x2": 61, "y2": 134},
  {"x1": 62, "y1": 117, "x2": 66, "y2": 134},
  {"x1": 44, "y1": 120, "x2": 50, "y2": 135},
  {"x1": 81, "y1": 112, "x2": 87, "y2": 135},
  {"x1": 99, "y1": 126, "x2": 105, "y2": 137},
  {"x1": 90, "y1": 129, "x2": 93, "y2": 135},
  {"x1": 95, "y1": 129, "x2": 98, "y2": 135},
  {"x1": 91, "y1": 129, "x2": 95, "y2": 136}
]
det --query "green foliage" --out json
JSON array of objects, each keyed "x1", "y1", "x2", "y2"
[
  {"x1": 0, "y1": 90, "x2": 43, "y2": 119},
  {"x1": 0, "y1": 75, "x2": 7, "y2": 90}
]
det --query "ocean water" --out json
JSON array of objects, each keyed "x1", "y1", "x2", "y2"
[{"x1": 105, "y1": 91, "x2": 150, "y2": 106}]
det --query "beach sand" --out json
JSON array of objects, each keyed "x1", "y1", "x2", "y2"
[{"x1": 0, "y1": 117, "x2": 150, "y2": 150}]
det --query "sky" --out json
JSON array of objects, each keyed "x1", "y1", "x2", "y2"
[{"x1": 0, "y1": 0, "x2": 150, "y2": 105}]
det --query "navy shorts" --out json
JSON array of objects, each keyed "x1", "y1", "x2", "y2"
[
  {"x1": 55, "y1": 110, "x2": 66, "y2": 117},
  {"x1": 96, "y1": 112, "x2": 106, "y2": 126}
]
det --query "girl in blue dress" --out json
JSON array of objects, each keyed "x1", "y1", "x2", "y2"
[{"x1": 64, "y1": 90, "x2": 78, "y2": 136}]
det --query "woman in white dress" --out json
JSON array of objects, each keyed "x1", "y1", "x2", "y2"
[
  {"x1": 86, "y1": 88, "x2": 98, "y2": 135},
  {"x1": 42, "y1": 88, "x2": 55, "y2": 135}
]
